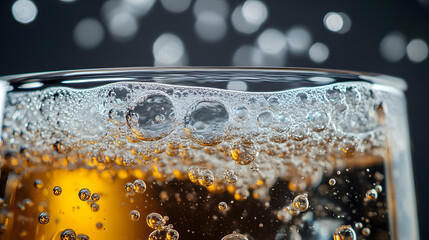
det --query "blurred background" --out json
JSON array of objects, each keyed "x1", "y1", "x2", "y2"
[{"x1": 0, "y1": 0, "x2": 428, "y2": 237}]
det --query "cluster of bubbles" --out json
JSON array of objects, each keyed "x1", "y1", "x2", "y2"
[
  {"x1": 124, "y1": 179, "x2": 147, "y2": 197},
  {"x1": 78, "y1": 188, "x2": 101, "y2": 212},
  {"x1": 146, "y1": 212, "x2": 180, "y2": 240}
]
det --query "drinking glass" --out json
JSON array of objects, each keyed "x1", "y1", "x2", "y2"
[{"x1": 0, "y1": 67, "x2": 419, "y2": 240}]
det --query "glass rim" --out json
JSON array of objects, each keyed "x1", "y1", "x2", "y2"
[{"x1": 0, "y1": 66, "x2": 407, "y2": 91}]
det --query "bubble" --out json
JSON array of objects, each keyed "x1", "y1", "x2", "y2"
[
  {"x1": 53, "y1": 186, "x2": 62, "y2": 196},
  {"x1": 126, "y1": 94, "x2": 175, "y2": 141},
  {"x1": 257, "y1": 111, "x2": 273, "y2": 128},
  {"x1": 230, "y1": 141, "x2": 256, "y2": 165},
  {"x1": 149, "y1": 229, "x2": 167, "y2": 240},
  {"x1": 306, "y1": 110, "x2": 330, "y2": 131},
  {"x1": 366, "y1": 189, "x2": 378, "y2": 201},
  {"x1": 130, "y1": 210, "x2": 141, "y2": 221},
  {"x1": 329, "y1": 178, "x2": 336, "y2": 186},
  {"x1": 147, "y1": 212, "x2": 166, "y2": 229},
  {"x1": 273, "y1": 113, "x2": 291, "y2": 133},
  {"x1": 250, "y1": 162, "x2": 259, "y2": 172},
  {"x1": 34, "y1": 179, "x2": 43, "y2": 189},
  {"x1": 23, "y1": 198, "x2": 33, "y2": 207},
  {"x1": 198, "y1": 169, "x2": 215, "y2": 187},
  {"x1": 90, "y1": 203, "x2": 100, "y2": 212},
  {"x1": 362, "y1": 227, "x2": 371, "y2": 236},
  {"x1": 234, "y1": 188, "x2": 250, "y2": 201},
  {"x1": 221, "y1": 232, "x2": 249, "y2": 240},
  {"x1": 375, "y1": 185, "x2": 383, "y2": 193},
  {"x1": 290, "y1": 124, "x2": 308, "y2": 141},
  {"x1": 333, "y1": 225, "x2": 356, "y2": 240},
  {"x1": 184, "y1": 101, "x2": 229, "y2": 145},
  {"x1": 293, "y1": 194, "x2": 309, "y2": 212},
  {"x1": 354, "y1": 222, "x2": 363, "y2": 229},
  {"x1": 287, "y1": 204, "x2": 300, "y2": 216},
  {"x1": 133, "y1": 179, "x2": 147, "y2": 194},
  {"x1": 96, "y1": 222, "x2": 103, "y2": 229},
  {"x1": 188, "y1": 166, "x2": 200, "y2": 184},
  {"x1": 125, "y1": 182, "x2": 135, "y2": 192},
  {"x1": 78, "y1": 188, "x2": 91, "y2": 201},
  {"x1": 166, "y1": 229, "x2": 179, "y2": 240},
  {"x1": 223, "y1": 169, "x2": 238, "y2": 184},
  {"x1": 232, "y1": 105, "x2": 248, "y2": 120},
  {"x1": 76, "y1": 234, "x2": 90, "y2": 240},
  {"x1": 38, "y1": 212, "x2": 50, "y2": 224},
  {"x1": 61, "y1": 229, "x2": 77, "y2": 240},
  {"x1": 91, "y1": 193, "x2": 100, "y2": 201},
  {"x1": 218, "y1": 201, "x2": 227, "y2": 210}
]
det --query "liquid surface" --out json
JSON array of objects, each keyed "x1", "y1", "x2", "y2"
[{"x1": 0, "y1": 78, "x2": 399, "y2": 239}]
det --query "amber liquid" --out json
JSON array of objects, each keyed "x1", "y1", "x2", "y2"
[{"x1": 0, "y1": 154, "x2": 390, "y2": 240}]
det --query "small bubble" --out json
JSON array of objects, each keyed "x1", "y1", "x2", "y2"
[
  {"x1": 361, "y1": 227, "x2": 371, "y2": 236},
  {"x1": 375, "y1": 185, "x2": 383, "y2": 193},
  {"x1": 287, "y1": 204, "x2": 300, "y2": 216},
  {"x1": 90, "y1": 203, "x2": 99, "y2": 212},
  {"x1": 146, "y1": 212, "x2": 166, "y2": 229},
  {"x1": 23, "y1": 198, "x2": 33, "y2": 207},
  {"x1": 133, "y1": 179, "x2": 147, "y2": 194},
  {"x1": 337, "y1": 171, "x2": 341, "y2": 175},
  {"x1": 96, "y1": 222, "x2": 103, "y2": 229},
  {"x1": 218, "y1": 202, "x2": 227, "y2": 210},
  {"x1": 293, "y1": 194, "x2": 309, "y2": 212},
  {"x1": 91, "y1": 193, "x2": 100, "y2": 202},
  {"x1": 333, "y1": 225, "x2": 356, "y2": 240},
  {"x1": 221, "y1": 232, "x2": 249, "y2": 240},
  {"x1": 76, "y1": 234, "x2": 90, "y2": 240},
  {"x1": 250, "y1": 162, "x2": 259, "y2": 172},
  {"x1": 78, "y1": 188, "x2": 91, "y2": 201},
  {"x1": 155, "y1": 114, "x2": 166, "y2": 122},
  {"x1": 223, "y1": 169, "x2": 238, "y2": 184},
  {"x1": 198, "y1": 169, "x2": 215, "y2": 187},
  {"x1": 257, "y1": 111, "x2": 273, "y2": 127},
  {"x1": 125, "y1": 182, "x2": 134, "y2": 192},
  {"x1": 187, "y1": 166, "x2": 200, "y2": 184},
  {"x1": 166, "y1": 229, "x2": 179, "y2": 240},
  {"x1": 374, "y1": 171, "x2": 384, "y2": 181},
  {"x1": 259, "y1": 223, "x2": 263, "y2": 227},
  {"x1": 34, "y1": 179, "x2": 44, "y2": 189},
  {"x1": 149, "y1": 230, "x2": 167, "y2": 240},
  {"x1": 354, "y1": 222, "x2": 363, "y2": 229},
  {"x1": 306, "y1": 110, "x2": 330, "y2": 131},
  {"x1": 366, "y1": 189, "x2": 378, "y2": 201},
  {"x1": 329, "y1": 178, "x2": 336, "y2": 186},
  {"x1": 234, "y1": 188, "x2": 250, "y2": 201},
  {"x1": 38, "y1": 212, "x2": 50, "y2": 224},
  {"x1": 130, "y1": 210, "x2": 141, "y2": 221},
  {"x1": 53, "y1": 186, "x2": 62, "y2": 196},
  {"x1": 232, "y1": 105, "x2": 248, "y2": 120},
  {"x1": 61, "y1": 229, "x2": 77, "y2": 240},
  {"x1": 230, "y1": 141, "x2": 256, "y2": 165}
]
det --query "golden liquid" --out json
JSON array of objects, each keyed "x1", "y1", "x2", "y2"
[{"x1": 0, "y1": 154, "x2": 390, "y2": 240}]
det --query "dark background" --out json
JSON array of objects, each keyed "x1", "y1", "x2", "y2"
[{"x1": 1, "y1": 0, "x2": 428, "y2": 238}]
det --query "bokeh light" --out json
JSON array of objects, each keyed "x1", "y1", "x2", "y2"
[
  {"x1": 153, "y1": 33, "x2": 187, "y2": 66},
  {"x1": 195, "y1": 11, "x2": 227, "y2": 42},
  {"x1": 73, "y1": 18, "x2": 105, "y2": 50},
  {"x1": 232, "y1": 45, "x2": 263, "y2": 66},
  {"x1": 285, "y1": 26, "x2": 312, "y2": 54},
  {"x1": 231, "y1": 4, "x2": 260, "y2": 35},
  {"x1": 379, "y1": 32, "x2": 407, "y2": 62},
  {"x1": 193, "y1": 0, "x2": 229, "y2": 18},
  {"x1": 323, "y1": 12, "x2": 351, "y2": 34},
  {"x1": 107, "y1": 11, "x2": 139, "y2": 41},
  {"x1": 256, "y1": 28, "x2": 287, "y2": 55},
  {"x1": 309, "y1": 42, "x2": 329, "y2": 63},
  {"x1": 12, "y1": 0, "x2": 38, "y2": 24},
  {"x1": 406, "y1": 39, "x2": 428, "y2": 63},
  {"x1": 160, "y1": 0, "x2": 192, "y2": 14},
  {"x1": 59, "y1": 0, "x2": 76, "y2": 3},
  {"x1": 242, "y1": 0, "x2": 268, "y2": 26}
]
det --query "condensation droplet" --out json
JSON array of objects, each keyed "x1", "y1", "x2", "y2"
[{"x1": 130, "y1": 210, "x2": 141, "y2": 221}]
